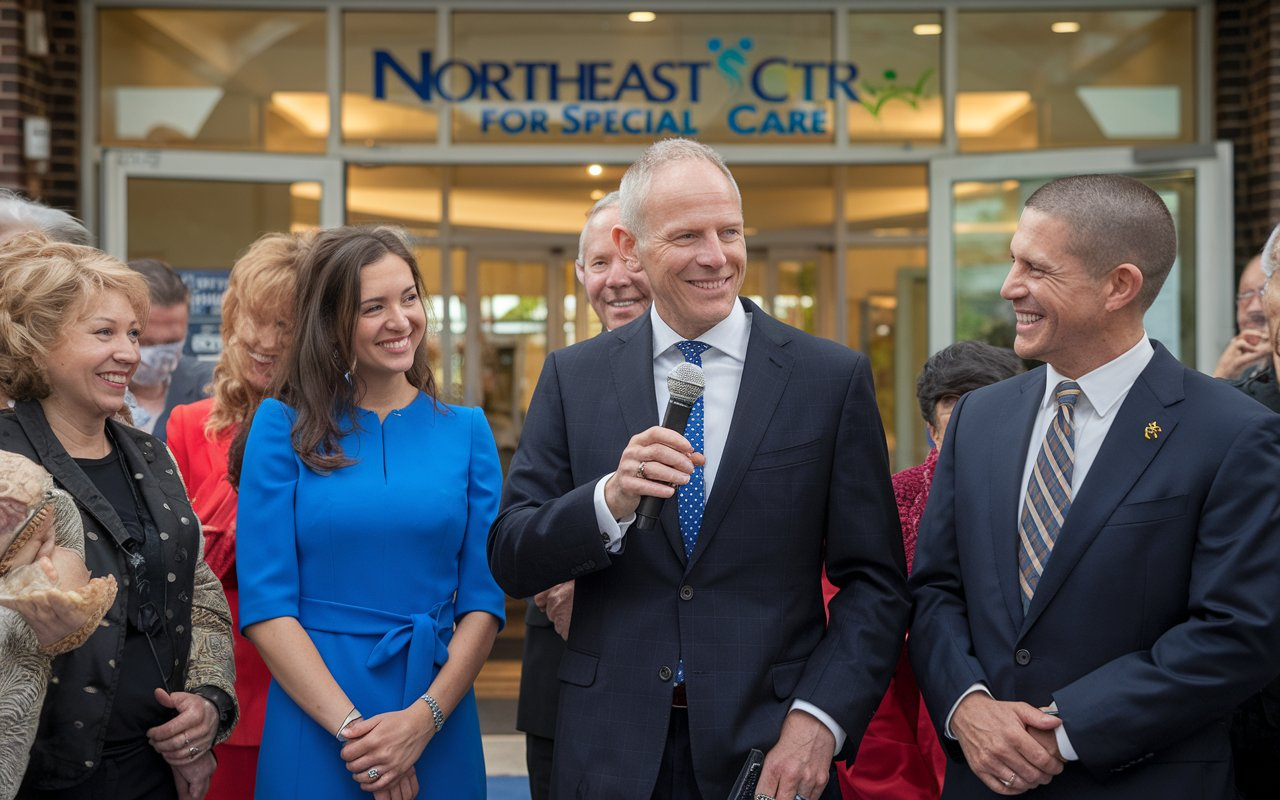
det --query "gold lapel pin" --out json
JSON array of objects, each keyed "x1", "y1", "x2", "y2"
[{"x1": 1144, "y1": 421, "x2": 1162, "y2": 440}]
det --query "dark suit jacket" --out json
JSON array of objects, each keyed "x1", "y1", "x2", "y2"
[
  {"x1": 518, "y1": 601, "x2": 564, "y2": 740},
  {"x1": 489, "y1": 299, "x2": 910, "y2": 799},
  {"x1": 151, "y1": 356, "x2": 214, "y2": 444},
  {"x1": 909, "y1": 342, "x2": 1280, "y2": 799}
]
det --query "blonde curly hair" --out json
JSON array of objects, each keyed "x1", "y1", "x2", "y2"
[
  {"x1": 0, "y1": 233, "x2": 149, "y2": 402},
  {"x1": 204, "y1": 230, "x2": 313, "y2": 438}
]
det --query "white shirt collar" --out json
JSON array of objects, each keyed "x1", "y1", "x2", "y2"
[
  {"x1": 650, "y1": 300, "x2": 750, "y2": 363},
  {"x1": 1041, "y1": 334, "x2": 1155, "y2": 418}
]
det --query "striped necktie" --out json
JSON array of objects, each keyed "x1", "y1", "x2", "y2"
[{"x1": 1018, "y1": 380, "x2": 1082, "y2": 612}]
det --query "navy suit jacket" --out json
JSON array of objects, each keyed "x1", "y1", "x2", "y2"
[
  {"x1": 151, "y1": 356, "x2": 213, "y2": 444},
  {"x1": 909, "y1": 342, "x2": 1280, "y2": 799},
  {"x1": 489, "y1": 299, "x2": 910, "y2": 799}
]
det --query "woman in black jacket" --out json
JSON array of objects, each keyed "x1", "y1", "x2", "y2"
[{"x1": 0, "y1": 234, "x2": 236, "y2": 800}]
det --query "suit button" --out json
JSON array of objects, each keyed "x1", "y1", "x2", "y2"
[
  {"x1": 679, "y1": 585, "x2": 694, "y2": 601},
  {"x1": 658, "y1": 665, "x2": 673, "y2": 682},
  {"x1": 1015, "y1": 648, "x2": 1031, "y2": 666}
]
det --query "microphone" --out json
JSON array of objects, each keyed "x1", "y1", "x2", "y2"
[{"x1": 634, "y1": 361, "x2": 705, "y2": 531}]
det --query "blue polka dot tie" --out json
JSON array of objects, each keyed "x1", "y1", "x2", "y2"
[
  {"x1": 675, "y1": 340, "x2": 710, "y2": 560},
  {"x1": 673, "y1": 340, "x2": 709, "y2": 687}
]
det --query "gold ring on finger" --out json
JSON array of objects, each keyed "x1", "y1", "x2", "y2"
[
  {"x1": 637, "y1": 461, "x2": 648, "y2": 479},
  {"x1": 1002, "y1": 774, "x2": 1016, "y2": 788}
]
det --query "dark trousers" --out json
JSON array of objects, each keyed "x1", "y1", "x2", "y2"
[
  {"x1": 526, "y1": 733, "x2": 554, "y2": 800},
  {"x1": 19, "y1": 741, "x2": 179, "y2": 800},
  {"x1": 652, "y1": 707, "x2": 703, "y2": 800}
]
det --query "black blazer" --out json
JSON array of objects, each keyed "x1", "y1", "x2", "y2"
[
  {"x1": 910, "y1": 343, "x2": 1280, "y2": 799},
  {"x1": 489, "y1": 299, "x2": 910, "y2": 799}
]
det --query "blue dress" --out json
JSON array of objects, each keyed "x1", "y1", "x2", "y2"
[{"x1": 237, "y1": 395, "x2": 506, "y2": 799}]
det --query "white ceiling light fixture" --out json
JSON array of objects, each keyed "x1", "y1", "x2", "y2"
[
  {"x1": 913, "y1": 23, "x2": 942, "y2": 36},
  {"x1": 628, "y1": 12, "x2": 656, "y2": 23},
  {"x1": 1051, "y1": 21, "x2": 1081, "y2": 33},
  {"x1": 587, "y1": 164, "x2": 604, "y2": 177}
]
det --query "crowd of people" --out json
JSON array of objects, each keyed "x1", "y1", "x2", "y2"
[{"x1": 0, "y1": 137, "x2": 1277, "y2": 800}]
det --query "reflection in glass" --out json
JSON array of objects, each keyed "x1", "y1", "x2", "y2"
[
  {"x1": 99, "y1": 9, "x2": 327, "y2": 152},
  {"x1": 343, "y1": 12, "x2": 439, "y2": 145},
  {"x1": 957, "y1": 10, "x2": 1195, "y2": 151},
  {"x1": 348, "y1": 165, "x2": 444, "y2": 238},
  {"x1": 847, "y1": 13, "x2": 942, "y2": 145},
  {"x1": 126, "y1": 178, "x2": 319, "y2": 267}
]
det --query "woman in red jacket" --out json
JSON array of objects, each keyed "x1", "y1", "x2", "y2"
[{"x1": 166, "y1": 231, "x2": 312, "y2": 800}]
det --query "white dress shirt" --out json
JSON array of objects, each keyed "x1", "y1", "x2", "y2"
[
  {"x1": 946, "y1": 335, "x2": 1156, "y2": 761},
  {"x1": 590, "y1": 301, "x2": 847, "y2": 749}
]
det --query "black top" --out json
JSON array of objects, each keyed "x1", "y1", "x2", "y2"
[{"x1": 75, "y1": 451, "x2": 173, "y2": 747}]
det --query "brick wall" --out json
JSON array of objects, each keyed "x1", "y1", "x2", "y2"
[
  {"x1": 0, "y1": 0, "x2": 79, "y2": 218},
  {"x1": 1217, "y1": 0, "x2": 1280, "y2": 268}
]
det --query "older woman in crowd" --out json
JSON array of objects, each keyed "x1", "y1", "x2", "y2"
[
  {"x1": 166, "y1": 231, "x2": 310, "y2": 800},
  {"x1": 237, "y1": 226, "x2": 504, "y2": 799},
  {"x1": 0, "y1": 234, "x2": 236, "y2": 800},
  {"x1": 827, "y1": 340, "x2": 1023, "y2": 800}
]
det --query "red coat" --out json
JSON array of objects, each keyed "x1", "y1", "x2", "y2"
[
  {"x1": 825, "y1": 448, "x2": 945, "y2": 800},
  {"x1": 167, "y1": 398, "x2": 271, "y2": 798}
]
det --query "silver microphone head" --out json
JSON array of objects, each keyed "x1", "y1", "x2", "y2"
[{"x1": 667, "y1": 362, "x2": 705, "y2": 406}]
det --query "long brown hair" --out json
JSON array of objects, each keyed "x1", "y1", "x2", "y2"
[
  {"x1": 205, "y1": 231, "x2": 312, "y2": 438},
  {"x1": 279, "y1": 225, "x2": 436, "y2": 473}
]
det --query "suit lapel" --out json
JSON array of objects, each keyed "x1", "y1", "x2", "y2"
[
  {"x1": 688, "y1": 301, "x2": 794, "y2": 570},
  {"x1": 1020, "y1": 345, "x2": 1185, "y2": 634},
  {"x1": 608, "y1": 315, "x2": 687, "y2": 562},
  {"x1": 989, "y1": 371, "x2": 1045, "y2": 628}
]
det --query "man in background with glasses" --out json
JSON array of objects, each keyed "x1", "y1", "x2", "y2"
[{"x1": 1212, "y1": 252, "x2": 1268, "y2": 379}]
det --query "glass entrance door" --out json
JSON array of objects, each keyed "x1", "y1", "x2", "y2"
[{"x1": 100, "y1": 149, "x2": 345, "y2": 359}]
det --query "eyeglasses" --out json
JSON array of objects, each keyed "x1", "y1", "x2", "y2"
[{"x1": 1237, "y1": 287, "x2": 1266, "y2": 304}]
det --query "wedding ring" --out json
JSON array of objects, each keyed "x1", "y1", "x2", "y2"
[
  {"x1": 368, "y1": 768, "x2": 380, "y2": 781},
  {"x1": 637, "y1": 461, "x2": 648, "y2": 479},
  {"x1": 1002, "y1": 774, "x2": 1016, "y2": 787},
  {"x1": 189, "y1": 745, "x2": 199, "y2": 757}
]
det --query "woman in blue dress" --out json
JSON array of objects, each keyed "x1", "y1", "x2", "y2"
[{"x1": 237, "y1": 226, "x2": 505, "y2": 799}]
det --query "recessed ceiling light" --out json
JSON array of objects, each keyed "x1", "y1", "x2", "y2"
[
  {"x1": 1051, "y1": 21, "x2": 1081, "y2": 33},
  {"x1": 628, "y1": 12, "x2": 656, "y2": 23},
  {"x1": 590, "y1": 189, "x2": 606, "y2": 200},
  {"x1": 587, "y1": 164, "x2": 604, "y2": 177},
  {"x1": 913, "y1": 23, "x2": 942, "y2": 36}
]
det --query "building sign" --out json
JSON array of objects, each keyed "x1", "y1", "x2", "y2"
[{"x1": 373, "y1": 35, "x2": 931, "y2": 141}]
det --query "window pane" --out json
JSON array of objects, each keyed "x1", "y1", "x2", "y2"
[
  {"x1": 99, "y1": 9, "x2": 326, "y2": 152},
  {"x1": 848, "y1": 13, "x2": 942, "y2": 145},
  {"x1": 449, "y1": 12, "x2": 835, "y2": 144},
  {"x1": 347, "y1": 164, "x2": 444, "y2": 238},
  {"x1": 957, "y1": 10, "x2": 1195, "y2": 151},
  {"x1": 344, "y1": 12, "x2": 439, "y2": 145}
]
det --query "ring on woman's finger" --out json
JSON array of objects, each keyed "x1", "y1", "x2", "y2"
[
  {"x1": 183, "y1": 734, "x2": 190, "y2": 748},
  {"x1": 367, "y1": 768, "x2": 380, "y2": 781},
  {"x1": 189, "y1": 745, "x2": 200, "y2": 758},
  {"x1": 754, "y1": 795, "x2": 774, "y2": 800},
  {"x1": 1001, "y1": 773, "x2": 1016, "y2": 788},
  {"x1": 636, "y1": 461, "x2": 648, "y2": 479}
]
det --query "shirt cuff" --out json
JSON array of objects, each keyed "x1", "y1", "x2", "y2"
[
  {"x1": 790, "y1": 700, "x2": 847, "y2": 753},
  {"x1": 593, "y1": 474, "x2": 634, "y2": 553},
  {"x1": 944, "y1": 683, "x2": 992, "y2": 739},
  {"x1": 1054, "y1": 721, "x2": 1079, "y2": 761}
]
